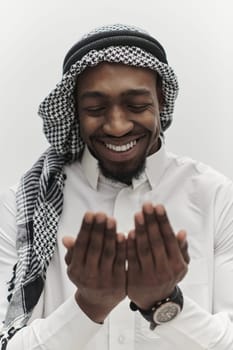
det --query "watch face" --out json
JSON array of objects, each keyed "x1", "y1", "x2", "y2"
[{"x1": 153, "y1": 302, "x2": 181, "y2": 324}]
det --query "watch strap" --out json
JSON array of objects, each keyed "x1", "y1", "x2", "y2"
[{"x1": 129, "y1": 286, "x2": 183, "y2": 329}]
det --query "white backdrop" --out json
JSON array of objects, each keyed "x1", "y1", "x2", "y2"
[{"x1": 0, "y1": 0, "x2": 232, "y2": 193}]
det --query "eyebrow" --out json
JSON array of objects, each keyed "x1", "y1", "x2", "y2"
[
  {"x1": 79, "y1": 88, "x2": 152, "y2": 101},
  {"x1": 79, "y1": 91, "x2": 105, "y2": 100},
  {"x1": 122, "y1": 89, "x2": 152, "y2": 97}
]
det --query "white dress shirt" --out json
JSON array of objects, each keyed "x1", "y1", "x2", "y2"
[{"x1": 0, "y1": 143, "x2": 233, "y2": 349}]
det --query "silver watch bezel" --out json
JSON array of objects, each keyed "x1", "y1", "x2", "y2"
[{"x1": 152, "y1": 301, "x2": 181, "y2": 324}]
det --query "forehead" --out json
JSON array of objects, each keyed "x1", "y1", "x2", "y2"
[{"x1": 76, "y1": 62, "x2": 157, "y2": 96}]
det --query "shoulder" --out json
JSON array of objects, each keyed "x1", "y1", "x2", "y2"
[
  {"x1": 0, "y1": 185, "x2": 18, "y2": 213},
  {"x1": 0, "y1": 185, "x2": 18, "y2": 244},
  {"x1": 166, "y1": 151, "x2": 232, "y2": 188},
  {"x1": 164, "y1": 151, "x2": 233, "y2": 217}
]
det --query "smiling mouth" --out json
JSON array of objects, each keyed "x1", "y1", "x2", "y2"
[{"x1": 105, "y1": 140, "x2": 137, "y2": 152}]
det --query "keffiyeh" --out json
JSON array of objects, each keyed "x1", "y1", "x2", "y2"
[{"x1": 0, "y1": 24, "x2": 179, "y2": 348}]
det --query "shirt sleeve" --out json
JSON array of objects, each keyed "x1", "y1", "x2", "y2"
[
  {"x1": 7, "y1": 296, "x2": 102, "y2": 350},
  {"x1": 0, "y1": 187, "x2": 18, "y2": 325},
  {"x1": 154, "y1": 178, "x2": 233, "y2": 349},
  {"x1": 0, "y1": 188, "x2": 102, "y2": 350},
  {"x1": 154, "y1": 296, "x2": 233, "y2": 349}
]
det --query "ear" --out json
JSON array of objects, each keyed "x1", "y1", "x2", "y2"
[
  {"x1": 157, "y1": 87, "x2": 164, "y2": 112},
  {"x1": 155, "y1": 73, "x2": 164, "y2": 112}
]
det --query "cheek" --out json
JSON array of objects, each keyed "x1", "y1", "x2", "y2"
[
  {"x1": 153, "y1": 116, "x2": 161, "y2": 135},
  {"x1": 146, "y1": 114, "x2": 161, "y2": 153},
  {"x1": 143, "y1": 112, "x2": 160, "y2": 134},
  {"x1": 79, "y1": 116, "x2": 101, "y2": 142}
]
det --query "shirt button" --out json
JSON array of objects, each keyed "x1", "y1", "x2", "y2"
[{"x1": 118, "y1": 335, "x2": 125, "y2": 344}]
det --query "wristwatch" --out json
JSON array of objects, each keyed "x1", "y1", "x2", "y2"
[{"x1": 129, "y1": 286, "x2": 183, "y2": 330}]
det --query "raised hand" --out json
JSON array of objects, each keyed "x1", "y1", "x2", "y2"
[
  {"x1": 127, "y1": 202, "x2": 189, "y2": 310},
  {"x1": 63, "y1": 212, "x2": 126, "y2": 323}
]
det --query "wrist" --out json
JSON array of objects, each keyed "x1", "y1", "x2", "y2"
[
  {"x1": 75, "y1": 291, "x2": 111, "y2": 324},
  {"x1": 130, "y1": 286, "x2": 184, "y2": 329}
]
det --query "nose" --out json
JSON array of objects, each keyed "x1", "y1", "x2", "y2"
[{"x1": 102, "y1": 105, "x2": 133, "y2": 137}]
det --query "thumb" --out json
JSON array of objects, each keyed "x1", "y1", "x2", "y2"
[
  {"x1": 62, "y1": 236, "x2": 75, "y2": 249},
  {"x1": 62, "y1": 236, "x2": 75, "y2": 265},
  {"x1": 176, "y1": 230, "x2": 190, "y2": 264}
]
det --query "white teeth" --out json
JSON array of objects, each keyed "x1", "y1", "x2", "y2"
[{"x1": 105, "y1": 140, "x2": 137, "y2": 152}]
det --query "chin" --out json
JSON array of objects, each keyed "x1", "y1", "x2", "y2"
[{"x1": 98, "y1": 160, "x2": 146, "y2": 185}]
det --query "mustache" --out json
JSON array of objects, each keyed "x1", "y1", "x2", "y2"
[{"x1": 91, "y1": 130, "x2": 147, "y2": 141}]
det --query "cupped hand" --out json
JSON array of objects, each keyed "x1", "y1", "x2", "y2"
[
  {"x1": 63, "y1": 212, "x2": 126, "y2": 323},
  {"x1": 127, "y1": 202, "x2": 189, "y2": 310}
]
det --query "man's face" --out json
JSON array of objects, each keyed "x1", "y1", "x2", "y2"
[{"x1": 76, "y1": 63, "x2": 162, "y2": 184}]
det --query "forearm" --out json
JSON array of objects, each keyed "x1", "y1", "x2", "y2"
[
  {"x1": 7, "y1": 296, "x2": 102, "y2": 350},
  {"x1": 154, "y1": 295, "x2": 233, "y2": 349}
]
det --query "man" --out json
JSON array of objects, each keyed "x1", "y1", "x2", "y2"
[{"x1": 0, "y1": 24, "x2": 233, "y2": 349}]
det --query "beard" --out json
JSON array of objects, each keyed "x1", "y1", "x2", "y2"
[{"x1": 98, "y1": 158, "x2": 146, "y2": 185}]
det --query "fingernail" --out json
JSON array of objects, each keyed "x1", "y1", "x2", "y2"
[
  {"x1": 143, "y1": 202, "x2": 154, "y2": 214},
  {"x1": 136, "y1": 212, "x2": 144, "y2": 225},
  {"x1": 84, "y1": 212, "x2": 94, "y2": 223},
  {"x1": 128, "y1": 230, "x2": 135, "y2": 239},
  {"x1": 106, "y1": 218, "x2": 115, "y2": 230},
  {"x1": 95, "y1": 212, "x2": 106, "y2": 224},
  {"x1": 155, "y1": 205, "x2": 165, "y2": 216},
  {"x1": 117, "y1": 233, "x2": 125, "y2": 242}
]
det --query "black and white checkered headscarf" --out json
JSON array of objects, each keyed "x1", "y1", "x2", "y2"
[{"x1": 0, "y1": 24, "x2": 179, "y2": 348}]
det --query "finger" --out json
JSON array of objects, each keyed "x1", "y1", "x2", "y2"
[
  {"x1": 176, "y1": 230, "x2": 187, "y2": 245},
  {"x1": 62, "y1": 236, "x2": 75, "y2": 249},
  {"x1": 134, "y1": 211, "x2": 154, "y2": 269},
  {"x1": 155, "y1": 205, "x2": 182, "y2": 261},
  {"x1": 72, "y1": 212, "x2": 94, "y2": 265},
  {"x1": 62, "y1": 236, "x2": 75, "y2": 265},
  {"x1": 128, "y1": 230, "x2": 135, "y2": 240},
  {"x1": 64, "y1": 248, "x2": 73, "y2": 266},
  {"x1": 100, "y1": 217, "x2": 117, "y2": 271},
  {"x1": 177, "y1": 230, "x2": 190, "y2": 264},
  {"x1": 113, "y1": 234, "x2": 126, "y2": 280},
  {"x1": 117, "y1": 233, "x2": 126, "y2": 242},
  {"x1": 142, "y1": 202, "x2": 168, "y2": 265},
  {"x1": 127, "y1": 229, "x2": 140, "y2": 273},
  {"x1": 85, "y1": 212, "x2": 107, "y2": 269}
]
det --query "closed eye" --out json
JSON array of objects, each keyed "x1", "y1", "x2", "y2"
[
  {"x1": 83, "y1": 106, "x2": 106, "y2": 114},
  {"x1": 128, "y1": 104, "x2": 151, "y2": 112}
]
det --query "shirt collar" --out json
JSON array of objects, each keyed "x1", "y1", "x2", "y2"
[
  {"x1": 145, "y1": 138, "x2": 167, "y2": 189},
  {"x1": 80, "y1": 147, "x2": 100, "y2": 189},
  {"x1": 80, "y1": 139, "x2": 167, "y2": 190}
]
